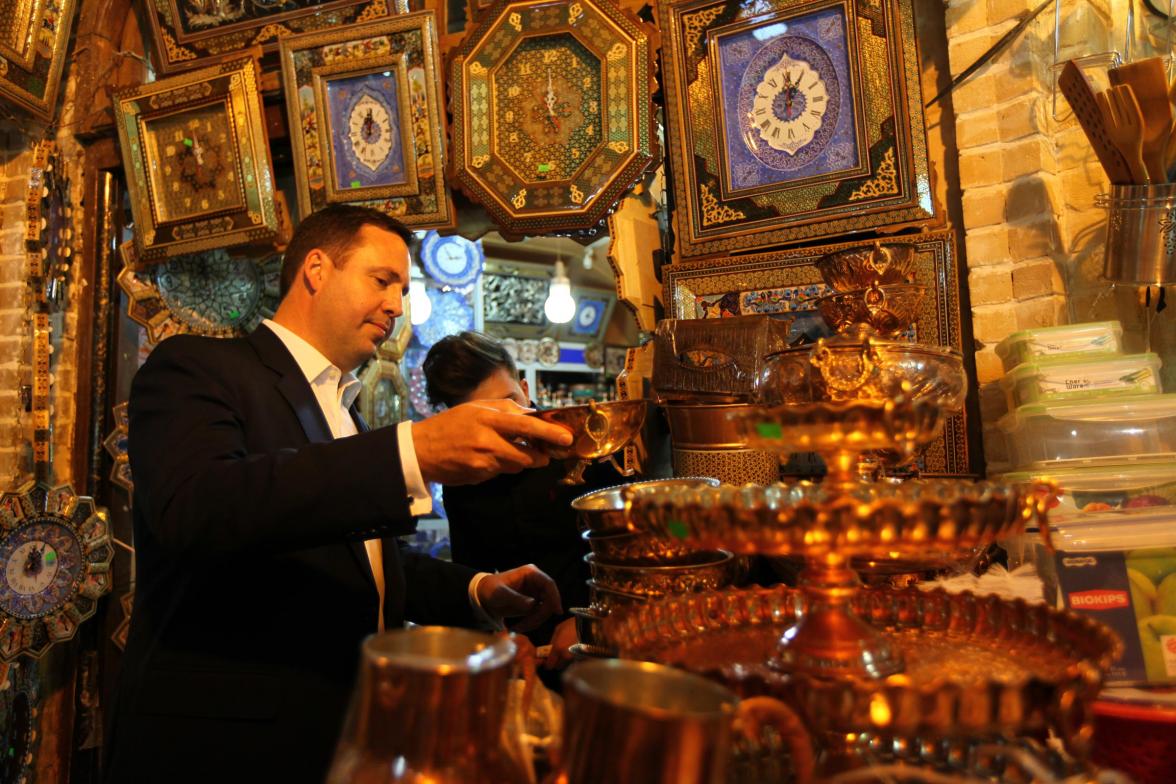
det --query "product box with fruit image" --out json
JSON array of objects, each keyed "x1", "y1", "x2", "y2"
[{"x1": 1055, "y1": 546, "x2": 1176, "y2": 684}]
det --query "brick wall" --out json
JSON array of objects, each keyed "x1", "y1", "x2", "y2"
[{"x1": 945, "y1": 0, "x2": 1175, "y2": 470}]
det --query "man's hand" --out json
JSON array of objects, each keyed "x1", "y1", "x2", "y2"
[
  {"x1": 476, "y1": 564, "x2": 562, "y2": 633},
  {"x1": 412, "y1": 399, "x2": 573, "y2": 486},
  {"x1": 544, "y1": 616, "x2": 577, "y2": 669}
]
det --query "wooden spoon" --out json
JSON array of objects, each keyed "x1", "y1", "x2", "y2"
[
  {"x1": 1099, "y1": 85, "x2": 1150, "y2": 184},
  {"x1": 1109, "y1": 57, "x2": 1172, "y2": 182}
]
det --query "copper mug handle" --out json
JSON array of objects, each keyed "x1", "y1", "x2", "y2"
[{"x1": 733, "y1": 696, "x2": 815, "y2": 784}]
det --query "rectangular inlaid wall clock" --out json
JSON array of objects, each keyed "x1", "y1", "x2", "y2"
[
  {"x1": 662, "y1": 228, "x2": 975, "y2": 476},
  {"x1": 142, "y1": 0, "x2": 407, "y2": 75},
  {"x1": 114, "y1": 56, "x2": 280, "y2": 262},
  {"x1": 659, "y1": 0, "x2": 935, "y2": 258},
  {"x1": 450, "y1": 0, "x2": 658, "y2": 238},
  {"x1": 0, "y1": 0, "x2": 76, "y2": 120},
  {"x1": 280, "y1": 11, "x2": 455, "y2": 228}
]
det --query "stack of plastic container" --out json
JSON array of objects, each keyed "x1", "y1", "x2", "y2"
[{"x1": 994, "y1": 321, "x2": 1176, "y2": 688}]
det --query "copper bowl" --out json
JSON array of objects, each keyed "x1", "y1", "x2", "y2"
[
  {"x1": 569, "y1": 606, "x2": 609, "y2": 648},
  {"x1": 815, "y1": 284, "x2": 926, "y2": 338},
  {"x1": 531, "y1": 400, "x2": 647, "y2": 461},
  {"x1": 816, "y1": 242, "x2": 917, "y2": 291},
  {"x1": 756, "y1": 337, "x2": 966, "y2": 411},
  {"x1": 588, "y1": 579, "x2": 651, "y2": 614},
  {"x1": 585, "y1": 551, "x2": 739, "y2": 598},
  {"x1": 582, "y1": 528, "x2": 700, "y2": 563},
  {"x1": 571, "y1": 477, "x2": 720, "y2": 534}
]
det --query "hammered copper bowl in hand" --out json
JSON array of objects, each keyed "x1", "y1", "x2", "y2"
[
  {"x1": 532, "y1": 400, "x2": 647, "y2": 460},
  {"x1": 816, "y1": 242, "x2": 917, "y2": 291},
  {"x1": 815, "y1": 284, "x2": 926, "y2": 338}
]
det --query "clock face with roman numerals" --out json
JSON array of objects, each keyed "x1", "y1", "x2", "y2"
[
  {"x1": 737, "y1": 35, "x2": 842, "y2": 174},
  {"x1": 750, "y1": 55, "x2": 829, "y2": 155}
]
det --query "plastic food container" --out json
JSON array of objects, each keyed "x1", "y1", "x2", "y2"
[
  {"x1": 995, "y1": 321, "x2": 1123, "y2": 373},
  {"x1": 999, "y1": 353, "x2": 1162, "y2": 410},
  {"x1": 1000, "y1": 463, "x2": 1176, "y2": 522},
  {"x1": 998, "y1": 393, "x2": 1176, "y2": 469}
]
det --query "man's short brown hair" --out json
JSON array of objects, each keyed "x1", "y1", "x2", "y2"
[{"x1": 279, "y1": 204, "x2": 416, "y2": 297}]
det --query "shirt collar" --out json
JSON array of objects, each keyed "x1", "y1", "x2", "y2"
[{"x1": 262, "y1": 319, "x2": 359, "y2": 403}]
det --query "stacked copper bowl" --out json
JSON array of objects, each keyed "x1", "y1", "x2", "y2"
[{"x1": 568, "y1": 477, "x2": 738, "y2": 658}]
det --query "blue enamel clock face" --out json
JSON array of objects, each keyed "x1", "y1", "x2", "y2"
[
  {"x1": 570, "y1": 298, "x2": 607, "y2": 336},
  {"x1": 0, "y1": 518, "x2": 84, "y2": 620},
  {"x1": 420, "y1": 231, "x2": 485, "y2": 291}
]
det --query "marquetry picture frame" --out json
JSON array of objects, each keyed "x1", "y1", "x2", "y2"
[
  {"x1": 662, "y1": 228, "x2": 975, "y2": 476},
  {"x1": 142, "y1": 0, "x2": 406, "y2": 75},
  {"x1": 0, "y1": 0, "x2": 77, "y2": 121}
]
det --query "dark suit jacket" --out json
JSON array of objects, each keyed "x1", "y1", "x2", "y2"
[{"x1": 104, "y1": 325, "x2": 478, "y2": 784}]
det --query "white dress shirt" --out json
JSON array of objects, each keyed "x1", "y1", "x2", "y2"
[{"x1": 261, "y1": 320, "x2": 498, "y2": 631}]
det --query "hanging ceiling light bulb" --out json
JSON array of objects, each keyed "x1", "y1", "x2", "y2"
[
  {"x1": 544, "y1": 259, "x2": 576, "y2": 324},
  {"x1": 409, "y1": 264, "x2": 432, "y2": 326}
]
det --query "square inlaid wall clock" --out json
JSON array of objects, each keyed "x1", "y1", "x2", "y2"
[
  {"x1": 662, "y1": 228, "x2": 976, "y2": 476},
  {"x1": 659, "y1": 0, "x2": 935, "y2": 258},
  {"x1": 449, "y1": 0, "x2": 658, "y2": 238},
  {"x1": 114, "y1": 56, "x2": 280, "y2": 262},
  {"x1": 280, "y1": 11, "x2": 455, "y2": 229},
  {"x1": 0, "y1": 0, "x2": 76, "y2": 121},
  {"x1": 142, "y1": 0, "x2": 408, "y2": 76}
]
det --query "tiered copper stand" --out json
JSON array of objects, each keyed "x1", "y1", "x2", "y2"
[{"x1": 596, "y1": 244, "x2": 1121, "y2": 775}]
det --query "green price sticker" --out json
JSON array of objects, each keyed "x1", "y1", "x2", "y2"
[
  {"x1": 537, "y1": 163, "x2": 552, "y2": 173},
  {"x1": 183, "y1": 138, "x2": 193, "y2": 147},
  {"x1": 350, "y1": 180, "x2": 362, "y2": 188},
  {"x1": 755, "y1": 422, "x2": 782, "y2": 439},
  {"x1": 667, "y1": 519, "x2": 690, "y2": 540},
  {"x1": 44, "y1": 550, "x2": 56, "y2": 565}
]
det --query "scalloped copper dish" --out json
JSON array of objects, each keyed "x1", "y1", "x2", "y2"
[
  {"x1": 602, "y1": 585, "x2": 1120, "y2": 748},
  {"x1": 571, "y1": 477, "x2": 720, "y2": 534},
  {"x1": 585, "y1": 551, "x2": 739, "y2": 597},
  {"x1": 532, "y1": 400, "x2": 647, "y2": 484},
  {"x1": 625, "y1": 479, "x2": 1040, "y2": 559}
]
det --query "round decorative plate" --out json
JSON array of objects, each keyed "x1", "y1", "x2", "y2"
[
  {"x1": 502, "y1": 337, "x2": 519, "y2": 362},
  {"x1": 538, "y1": 337, "x2": 561, "y2": 367},
  {"x1": 103, "y1": 402, "x2": 132, "y2": 496},
  {"x1": 584, "y1": 342, "x2": 604, "y2": 369},
  {"x1": 518, "y1": 339, "x2": 539, "y2": 364},
  {"x1": 414, "y1": 289, "x2": 474, "y2": 348},
  {"x1": 420, "y1": 231, "x2": 485, "y2": 292},
  {"x1": 117, "y1": 242, "x2": 281, "y2": 345},
  {"x1": 0, "y1": 482, "x2": 113, "y2": 661}
]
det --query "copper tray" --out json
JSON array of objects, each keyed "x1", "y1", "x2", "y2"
[{"x1": 602, "y1": 585, "x2": 1120, "y2": 752}]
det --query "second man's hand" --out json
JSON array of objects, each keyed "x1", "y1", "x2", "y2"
[
  {"x1": 476, "y1": 564, "x2": 563, "y2": 633},
  {"x1": 412, "y1": 399, "x2": 572, "y2": 486}
]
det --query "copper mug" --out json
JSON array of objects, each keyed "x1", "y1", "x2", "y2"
[
  {"x1": 550, "y1": 659, "x2": 813, "y2": 784},
  {"x1": 326, "y1": 627, "x2": 533, "y2": 783}
]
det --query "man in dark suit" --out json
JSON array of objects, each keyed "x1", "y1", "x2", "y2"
[{"x1": 104, "y1": 206, "x2": 573, "y2": 783}]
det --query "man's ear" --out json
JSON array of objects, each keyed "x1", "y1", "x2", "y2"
[
  {"x1": 303, "y1": 248, "x2": 328, "y2": 293},
  {"x1": 520, "y1": 377, "x2": 530, "y2": 402}
]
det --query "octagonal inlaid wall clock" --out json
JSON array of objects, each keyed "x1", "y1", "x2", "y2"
[
  {"x1": 0, "y1": 482, "x2": 114, "y2": 661},
  {"x1": 280, "y1": 11, "x2": 456, "y2": 229},
  {"x1": 450, "y1": 0, "x2": 658, "y2": 238},
  {"x1": 658, "y1": 0, "x2": 935, "y2": 258},
  {"x1": 114, "y1": 56, "x2": 280, "y2": 262}
]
